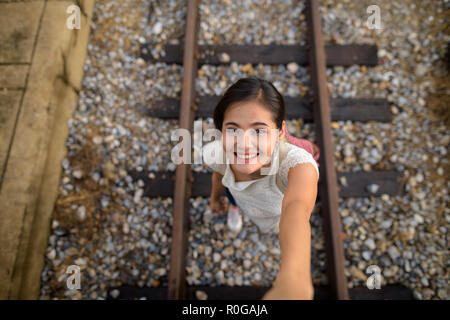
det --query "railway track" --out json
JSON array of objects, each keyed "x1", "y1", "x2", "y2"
[{"x1": 109, "y1": 0, "x2": 413, "y2": 300}]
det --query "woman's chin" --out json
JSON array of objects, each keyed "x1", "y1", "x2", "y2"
[{"x1": 232, "y1": 162, "x2": 262, "y2": 175}]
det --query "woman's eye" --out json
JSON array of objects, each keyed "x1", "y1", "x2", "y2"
[
  {"x1": 255, "y1": 129, "x2": 267, "y2": 134},
  {"x1": 226, "y1": 128, "x2": 237, "y2": 133}
]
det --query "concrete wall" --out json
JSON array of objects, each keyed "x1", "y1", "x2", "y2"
[{"x1": 0, "y1": 0, "x2": 95, "y2": 299}]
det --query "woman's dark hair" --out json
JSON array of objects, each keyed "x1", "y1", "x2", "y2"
[{"x1": 213, "y1": 77, "x2": 286, "y2": 130}]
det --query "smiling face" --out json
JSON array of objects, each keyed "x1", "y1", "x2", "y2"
[{"x1": 221, "y1": 100, "x2": 285, "y2": 179}]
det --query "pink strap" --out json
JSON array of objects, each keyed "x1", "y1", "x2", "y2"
[{"x1": 283, "y1": 126, "x2": 320, "y2": 167}]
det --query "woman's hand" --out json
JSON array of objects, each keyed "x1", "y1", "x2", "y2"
[
  {"x1": 210, "y1": 195, "x2": 226, "y2": 214},
  {"x1": 262, "y1": 283, "x2": 313, "y2": 300},
  {"x1": 262, "y1": 268, "x2": 314, "y2": 300}
]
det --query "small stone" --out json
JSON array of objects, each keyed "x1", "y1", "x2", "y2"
[
  {"x1": 415, "y1": 64, "x2": 427, "y2": 77},
  {"x1": 231, "y1": 61, "x2": 239, "y2": 73},
  {"x1": 153, "y1": 22, "x2": 163, "y2": 35},
  {"x1": 92, "y1": 136, "x2": 103, "y2": 145},
  {"x1": 67, "y1": 290, "x2": 82, "y2": 300},
  {"x1": 155, "y1": 268, "x2": 166, "y2": 277},
  {"x1": 403, "y1": 251, "x2": 413, "y2": 260},
  {"x1": 343, "y1": 216, "x2": 354, "y2": 226},
  {"x1": 366, "y1": 184, "x2": 379, "y2": 194},
  {"x1": 74, "y1": 257, "x2": 86, "y2": 266},
  {"x1": 362, "y1": 251, "x2": 371, "y2": 261},
  {"x1": 421, "y1": 277, "x2": 429, "y2": 287},
  {"x1": 47, "y1": 249, "x2": 56, "y2": 260},
  {"x1": 122, "y1": 222, "x2": 130, "y2": 234},
  {"x1": 152, "y1": 280, "x2": 160, "y2": 288},
  {"x1": 415, "y1": 173, "x2": 424, "y2": 183},
  {"x1": 351, "y1": 265, "x2": 367, "y2": 281},
  {"x1": 270, "y1": 248, "x2": 281, "y2": 255},
  {"x1": 422, "y1": 289, "x2": 434, "y2": 300},
  {"x1": 384, "y1": 265, "x2": 399, "y2": 277},
  {"x1": 77, "y1": 206, "x2": 86, "y2": 221},
  {"x1": 413, "y1": 290, "x2": 423, "y2": 300},
  {"x1": 66, "y1": 247, "x2": 78, "y2": 256},
  {"x1": 235, "y1": 275, "x2": 243, "y2": 286},
  {"x1": 339, "y1": 176, "x2": 348, "y2": 187},
  {"x1": 391, "y1": 105, "x2": 399, "y2": 114},
  {"x1": 243, "y1": 260, "x2": 251, "y2": 269},
  {"x1": 103, "y1": 161, "x2": 116, "y2": 181},
  {"x1": 437, "y1": 288, "x2": 447, "y2": 299},
  {"x1": 104, "y1": 135, "x2": 115, "y2": 143},
  {"x1": 215, "y1": 270, "x2": 224, "y2": 281},
  {"x1": 88, "y1": 268, "x2": 96, "y2": 278},
  {"x1": 413, "y1": 214, "x2": 424, "y2": 224},
  {"x1": 287, "y1": 62, "x2": 299, "y2": 74},
  {"x1": 110, "y1": 289, "x2": 120, "y2": 299},
  {"x1": 364, "y1": 238, "x2": 376, "y2": 250},
  {"x1": 378, "y1": 240, "x2": 387, "y2": 252},
  {"x1": 404, "y1": 260, "x2": 411, "y2": 272},
  {"x1": 219, "y1": 53, "x2": 230, "y2": 63},
  {"x1": 241, "y1": 63, "x2": 254, "y2": 74},
  {"x1": 134, "y1": 188, "x2": 144, "y2": 204},
  {"x1": 222, "y1": 246, "x2": 234, "y2": 256},
  {"x1": 195, "y1": 290, "x2": 208, "y2": 300},
  {"x1": 388, "y1": 246, "x2": 400, "y2": 260},
  {"x1": 73, "y1": 169, "x2": 83, "y2": 179},
  {"x1": 249, "y1": 234, "x2": 259, "y2": 243},
  {"x1": 380, "y1": 220, "x2": 392, "y2": 229},
  {"x1": 213, "y1": 253, "x2": 221, "y2": 263},
  {"x1": 105, "y1": 241, "x2": 114, "y2": 252}
]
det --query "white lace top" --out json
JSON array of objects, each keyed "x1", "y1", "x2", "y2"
[{"x1": 203, "y1": 138, "x2": 319, "y2": 234}]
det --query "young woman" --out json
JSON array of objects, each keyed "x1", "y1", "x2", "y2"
[{"x1": 203, "y1": 77, "x2": 320, "y2": 300}]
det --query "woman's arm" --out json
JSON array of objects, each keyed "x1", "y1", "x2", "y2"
[
  {"x1": 211, "y1": 171, "x2": 225, "y2": 197},
  {"x1": 262, "y1": 162, "x2": 318, "y2": 300},
  {"x1": 210, "y1": 171, "x2": 226, "y2": 213}
]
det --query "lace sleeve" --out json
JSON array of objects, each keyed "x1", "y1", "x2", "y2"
[{"x1": 279, "y1": 147, "x2": 319, "y2": 188}]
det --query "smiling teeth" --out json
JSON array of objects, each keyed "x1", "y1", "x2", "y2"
[{"x1": 236, "y1": 153, "x2": 257, "y2": 159}]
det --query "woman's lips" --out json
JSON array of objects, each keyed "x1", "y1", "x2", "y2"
[{"x1": 234, "y1": 152, "x2": 259, "y2": 163}]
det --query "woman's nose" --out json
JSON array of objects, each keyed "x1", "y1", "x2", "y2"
[
  {"x1": 245, "y1": 133, "x2": 250, "y2": 146},
  {"x1": 245, "y1": 130, "x2": 259, "y2": 146}
]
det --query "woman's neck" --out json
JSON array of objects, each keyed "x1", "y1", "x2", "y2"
[{"x1": 230, "y1": 162, "x2": 272, "y2": 182}]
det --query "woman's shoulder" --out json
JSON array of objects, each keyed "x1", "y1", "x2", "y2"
[{"x1": 278, "y1": 140, "x2": 319, "y2": 188}]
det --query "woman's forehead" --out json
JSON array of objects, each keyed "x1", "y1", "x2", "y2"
[{"x1": 223, "y1": 102, "x2": 276, "y2": 126}]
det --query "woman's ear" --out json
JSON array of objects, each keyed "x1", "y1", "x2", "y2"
[{"x1": 279, "y1": 121, "x2": 286, "y2": 141}]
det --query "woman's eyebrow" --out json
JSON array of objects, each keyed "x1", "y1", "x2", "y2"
[{"x1": 224, "y1": 121, "x2": 269, "y2": 127}]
